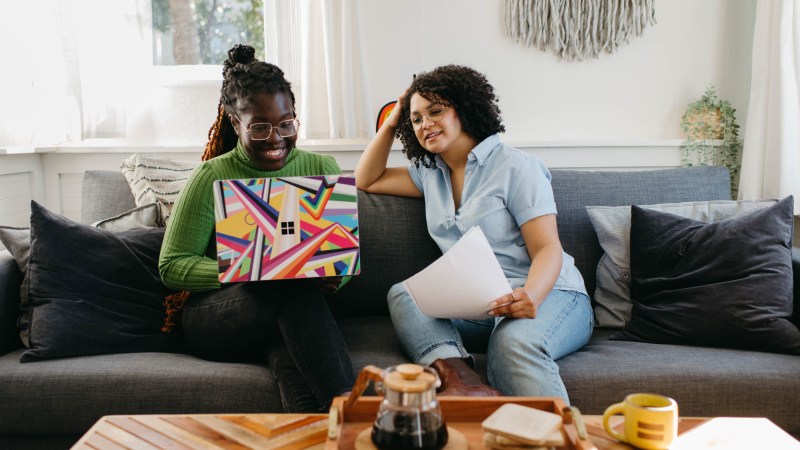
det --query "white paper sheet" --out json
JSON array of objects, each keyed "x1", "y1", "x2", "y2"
[{"x1": 402, "y1": 226, "x2": 513, "y2": 320}]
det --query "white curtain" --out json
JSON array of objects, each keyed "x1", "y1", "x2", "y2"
[
  {"x1": 0, "y1": 0, "x2": 149, "y2": 147},
  {"x1": 68, "y1": 0, "x2": 151, "y2": 140},
  {"x1": 0, "y1": 2, "x2": 80, "y2": 146},
  {"x1": 264, "y1": 0, "x2": 371, "y2": 140},
  {"x1": 739, "y1": 0, "x2": 800, "y2": 212}
]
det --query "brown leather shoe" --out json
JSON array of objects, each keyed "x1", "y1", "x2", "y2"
[{"x1": 431, "y1": 358, "x2": 503, "y2": 397}]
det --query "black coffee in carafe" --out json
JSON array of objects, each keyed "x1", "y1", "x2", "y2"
[{"x1": 371, "y1": 409, "x2": 448, "y2": 450}]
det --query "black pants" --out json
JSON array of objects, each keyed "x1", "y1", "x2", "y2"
[{"x1": 180, "y1": 280, "x2": 354, "y2": 412}]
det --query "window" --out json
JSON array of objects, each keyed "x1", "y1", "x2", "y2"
[
  {"x1": 0, "y1": 0, "x2": 370, "y2": 147},
  {"x1": 151, "y1": 0, "x2": 265, "y2": 66},
  {"x1": 280, "y1": 221, "x2": 295, "y2": 235}
]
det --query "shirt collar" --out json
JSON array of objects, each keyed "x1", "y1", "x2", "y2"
[
  {"x1": 468, "y1": 134, "x2": 501, "y2": 166},
  {"x1": 433, "y1": 133, "x2": 501, "y2": 170}
]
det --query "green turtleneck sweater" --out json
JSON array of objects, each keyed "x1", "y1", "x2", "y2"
[{"x1": 159, "y1": 142, "x2": 341, "y2": 291}]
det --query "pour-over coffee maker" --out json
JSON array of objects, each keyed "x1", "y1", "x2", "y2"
[{"x1": 345, "y1": 364, "x2": 448, "y2": 450}]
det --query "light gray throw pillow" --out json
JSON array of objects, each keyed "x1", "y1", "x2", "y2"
[
  {"x1": 585, "y1": 199, "x2": 778, "y2": 328},
  {"x1": 0, "y1": 226, "x2": 31, "y2": 272},
  {"x1": 92, "y1": 203, "x2": 162, "y2": 231}
]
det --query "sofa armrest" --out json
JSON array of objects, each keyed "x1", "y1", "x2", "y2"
[
  {"x1": 793, "y1": 248, "x2": 800, "y2": 329},
  {"x1": 0, "y1": 250, "x2": 22, "y2": 354}
]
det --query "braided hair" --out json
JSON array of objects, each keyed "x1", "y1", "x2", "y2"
[
  {"x1": 395, "y1": 65, "x2": 505, "y2": 168},
  {"x1": 202, "y1": 44, "x2": 296, "y2": 161}
]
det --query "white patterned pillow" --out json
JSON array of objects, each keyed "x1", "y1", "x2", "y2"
[
  {"x1": 585, "y1": 199, "x2": 779, "y2": 328},
  {"x1": 121, "y1": 154, "x2": 199, "y2": 223}
]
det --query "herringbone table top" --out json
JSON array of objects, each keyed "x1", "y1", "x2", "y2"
[{"x1": 72, "y1": 413, "x2": 329, "y2": 450}]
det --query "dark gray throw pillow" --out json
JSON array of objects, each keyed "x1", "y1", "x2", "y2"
[
  {"x1": 22, "y1": 201, "x2": 187, "y2": 362},
  {"x1": 612, "y1": 196, "x2": 800, "y2": 355},
  {"x1": 0, "y1": 227, "x2": 33, "y2": 347},
  {"x1": 0, "y1": 230, "x2": 27, "y2": 354}
]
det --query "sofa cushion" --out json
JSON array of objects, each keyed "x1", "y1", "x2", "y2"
[
  {"x1": 0, "y1": 252, "x2": 22, "y2": 354},
  {"x1": 120, "y1": 153, "x2": 199, "y2": 224},
  {"x1": 80, "y1": 170, "x2": 138, "y2": 225},
  {"x1": 91, "y1": 203, "x2": 162, "y2": 231},
  {"x1": 794, "y1": 248, "x2": 800, "y2": 329},
  {"x1": 559, "y1": 329, "x2": 800, "y2": 437},
  {"x1": 548, "y1": 166, "x2": 731, "y2": 303},
  {"x1": 0, "y1": 227, "x2": 31, "y2": 273},
  {"x1": 613, "y1": 197, "x2": 800, "y2": 354},
  {"x1": 327, "y1": 191, "x2": 442, "y2": 317},
  {"x1": 23, "y1": 201, "x2": 187, "y2": 361},
  {"x1": 0, "y1": 316, "x2": 404, "y2": 436},
  {"x1": 4, "y1": 205, "x2": 166, "y2": 351},
  {"x1": 0, "y1": 228, "x2": 33, "y2": 349},
  {"x1": 0, "y1": 350, "x2": 281, "y2": 435},
  {"x1": 585, "y1": 199, "x2": 777, "y2": 328}
]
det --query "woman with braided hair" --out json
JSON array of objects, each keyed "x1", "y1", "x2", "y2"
[{"x1": 159, "y1": 44, "x2": 354, "y2": 412}]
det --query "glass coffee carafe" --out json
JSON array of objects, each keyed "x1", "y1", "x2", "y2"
[{"x1": 346, "y1": 364, "x2": 448, "y2": 450}]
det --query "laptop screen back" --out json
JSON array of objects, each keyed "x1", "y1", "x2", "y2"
[{"x1": 213, "y1": 175, "x2": 360, "y2": 283}]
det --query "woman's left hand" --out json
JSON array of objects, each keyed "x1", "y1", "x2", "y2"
[{"x1": 487, "y1": 287, "x2": 542, "y2": 319}]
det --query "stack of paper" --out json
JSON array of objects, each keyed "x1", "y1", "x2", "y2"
[{"x1": 402, "y1": 226, "x2": 512, "y2": 320}]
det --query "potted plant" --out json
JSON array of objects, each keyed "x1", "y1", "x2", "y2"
[{"x1": 680, "y1": 85, "x2": 742, "y2": 198}]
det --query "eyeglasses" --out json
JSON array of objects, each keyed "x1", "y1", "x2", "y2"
[
  {"x1": 232, "y1": 115, "x2": 300, "y2": 140},
  {"x1": 409, "y1": 106, "x2": 449, "y2": 129}
]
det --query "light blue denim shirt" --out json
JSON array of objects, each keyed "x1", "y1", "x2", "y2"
[{"x1": 407, "y1": 134, "x2": 587, "y2": 295}]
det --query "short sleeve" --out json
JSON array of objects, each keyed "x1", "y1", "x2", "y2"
[
  {"x1": 508, "y1": 156, "x2": 557, "y2": 227},
  {"x1": 407, "y1": 164, "x2": 424, "y2": 192}
]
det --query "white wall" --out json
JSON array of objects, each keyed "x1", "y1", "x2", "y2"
[
  {"x1": 358, "y1": 0, "x2": 756, "y2": 143},
  {"x1": 1, "y1": 0, "x2": 754, "y2": 147},
  {"x1": 119, "y1": 0, "x2": 756, "y2": 145},
  {"x1": 0, "y1": 0, "x2": 757, "y2": 225}
]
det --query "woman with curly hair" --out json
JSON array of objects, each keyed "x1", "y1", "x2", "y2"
[
  {"x1": 355, "y1": 65, "x2": 592, "y2": 402},
  {"x1": 159, "y1": 44, "x2": 354, "y2": 412}
]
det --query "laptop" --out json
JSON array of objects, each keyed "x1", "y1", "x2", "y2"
[{"x1": 212, "y1": 174, "x2": 360, "y2": 283}]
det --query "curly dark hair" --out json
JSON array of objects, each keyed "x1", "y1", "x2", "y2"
[
  {"x1": 202, "y1": 44, "x2": 296, "y2": 161},
  {"x1": 396, "y1": 65, "x2": 505, "y2": 167}
]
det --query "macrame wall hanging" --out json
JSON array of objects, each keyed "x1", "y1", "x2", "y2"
[{"x1": 504, "y1": 0, "x2": 657, "y2": 61}]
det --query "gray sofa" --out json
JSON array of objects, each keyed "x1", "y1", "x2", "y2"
[{"x1": 1, "y1": 165, "x2": 798, "y2": 449}]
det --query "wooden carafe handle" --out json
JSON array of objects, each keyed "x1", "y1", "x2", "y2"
[{"x1": 345, "y1": 365, "x2": 384, "y2": 407}]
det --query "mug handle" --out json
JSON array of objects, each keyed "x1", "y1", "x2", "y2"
[{"x1": 603, "y1": 402, "x2": 628, "y2": 443}]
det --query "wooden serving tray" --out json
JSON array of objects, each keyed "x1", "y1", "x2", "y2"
[{"x1": 325, "y1": 396, "x2": 597, "y2": 449}]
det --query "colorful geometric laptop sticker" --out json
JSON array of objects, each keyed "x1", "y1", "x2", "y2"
[
  {"x1": 213, "y1": 175, "x2": 360, "y2": 283},
  {"x1": 376, "y1": 100, "x2": 397, "y2": 132}
]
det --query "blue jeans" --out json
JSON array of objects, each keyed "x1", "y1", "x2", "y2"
[
  {"x1": 387, "y1": 280, "x2": 593, "y2": 403},
  {"x1": 181, "y1": 280, "x2": 354, "y2": 412}
]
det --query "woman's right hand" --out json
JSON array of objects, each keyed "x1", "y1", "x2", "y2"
[
  {"x1": 355, "y1": 89, "x2": 421, "y2": 197},
  {"x1": 381, "y1": 91, "x2": 406, "y2": 130}
]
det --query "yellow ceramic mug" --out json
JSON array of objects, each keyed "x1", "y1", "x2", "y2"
[{"x1": 602, "y1": 393, "x2": 678, "y2": 450}]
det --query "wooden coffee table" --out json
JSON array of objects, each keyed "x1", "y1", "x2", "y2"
[
  {"x1": 72, "y1": 413, "x2": 330, "y2": 449},
  {"x1": 585, "y1": 415, "x2": 799, "y2": 450},
  {"x1": 72, "y1": 409, "x2": 799, "y2": 449}
]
